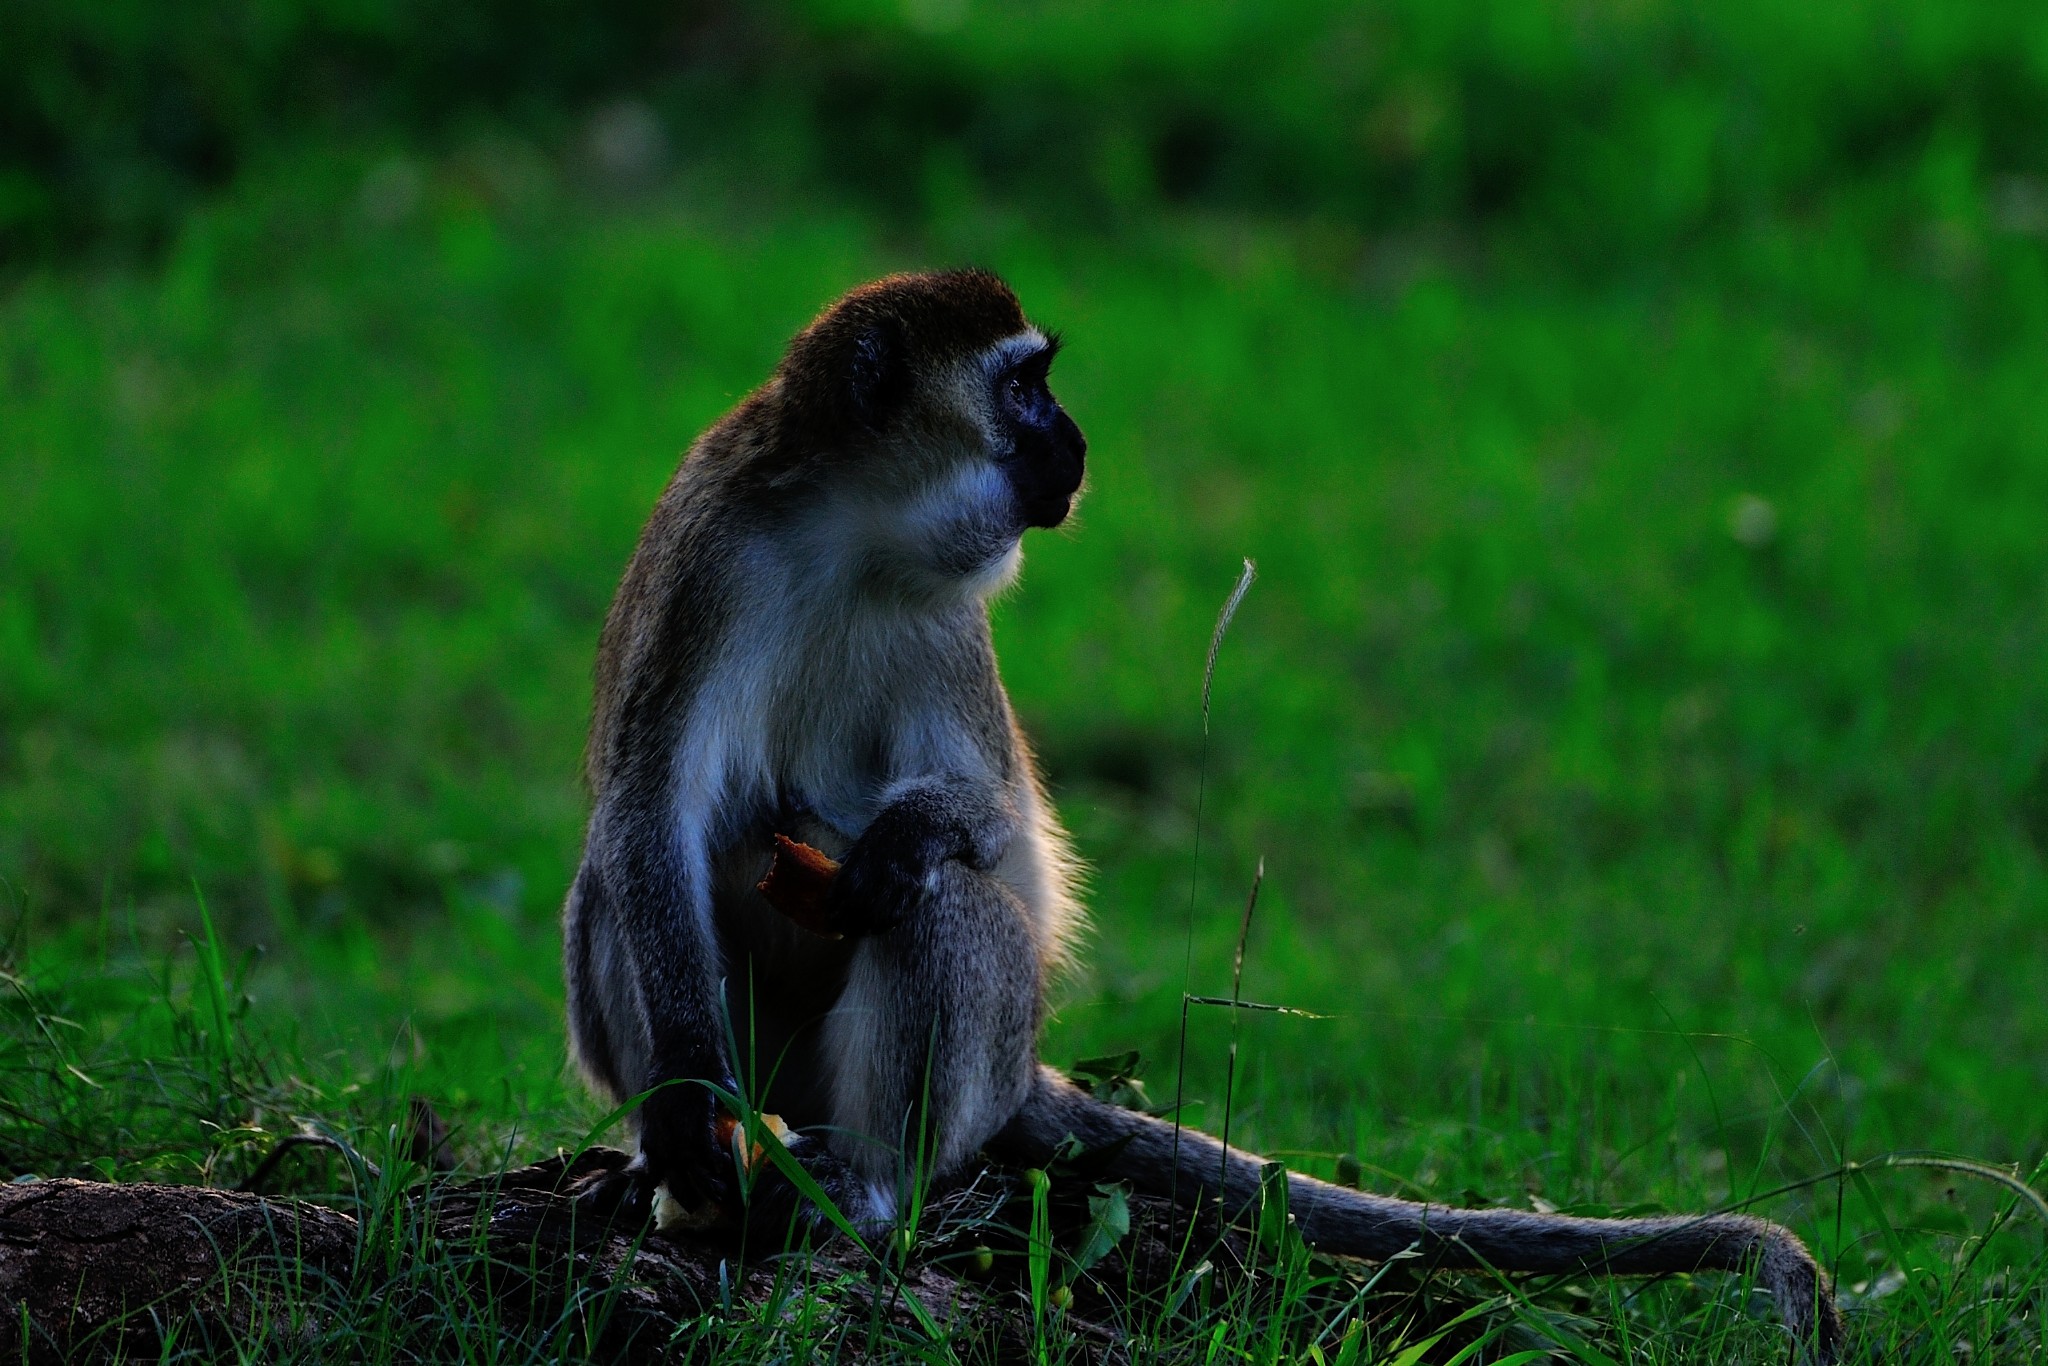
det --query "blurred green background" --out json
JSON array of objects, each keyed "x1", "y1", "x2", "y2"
[{"x1": 5, "y1": 0, "x2": 2048, "y2": 1352}]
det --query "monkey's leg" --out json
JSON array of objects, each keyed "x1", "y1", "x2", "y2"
[
  {"x1": 994, "y1": 1069, "x2": 1842, "y2": 1364},
  {"x1": 819, "y1": 860, "x2": 1040, "y2": 1221}
]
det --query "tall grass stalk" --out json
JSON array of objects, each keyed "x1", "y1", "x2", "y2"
[
  {"x1": 1170, "y1": 558, "x2": 1255, "y2": 1212},
  {"x1": 1216, "y1": 857, "x2": 1264, "y2": 1194}
]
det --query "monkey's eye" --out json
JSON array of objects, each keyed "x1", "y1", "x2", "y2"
[
  {"x1": 1004, "y1": 368, "x2": 1049, "y2": 415},
  {"x1": 1000, "y1": 350, "x2": 1057, "y2": 425}
]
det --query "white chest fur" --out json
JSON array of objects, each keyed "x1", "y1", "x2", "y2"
[{"x1": 671, "y1": 530, "x2": 1003, "y2": 849}]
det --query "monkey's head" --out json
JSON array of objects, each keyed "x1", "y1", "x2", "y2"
[{"x1": 768, "y1": 269, "x2": 1087, "y2": 592}]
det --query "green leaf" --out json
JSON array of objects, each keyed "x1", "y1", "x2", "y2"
[
  {"x1": 1071, "y1": 1183, "x2": 1131, "y2": 1274},
  {"x1": 1384, "y1": 1331, "x2": 1448, "y2": 1366}
]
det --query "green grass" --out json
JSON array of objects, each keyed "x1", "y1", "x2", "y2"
[{"x1": 5, "y1": 116, "x2": 2048, "y2": 1359}]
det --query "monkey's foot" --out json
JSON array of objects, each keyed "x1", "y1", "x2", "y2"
[
  {"x1": 731, "y1": 1130, "x2": 874, "y2": 1243},
  {"x1": 564, "y1": 1163, "x2": 658, "y2": 1225}
]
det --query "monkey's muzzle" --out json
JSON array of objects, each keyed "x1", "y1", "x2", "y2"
[{"x1": 1018, "y1": 410, "x2": 1086, "y2": 528}]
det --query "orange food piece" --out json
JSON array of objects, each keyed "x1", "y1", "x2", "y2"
[
  {"x1": 756, "y1": 834, "x2": 843, "y2": 938},
  {"x1": 714, "y1": 1110, "x2": 792, "y2": 1174}
]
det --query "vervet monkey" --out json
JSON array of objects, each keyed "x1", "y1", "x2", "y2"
[{"x1": 562, "y1": 270, "x2": 1840, "y2": 1362}]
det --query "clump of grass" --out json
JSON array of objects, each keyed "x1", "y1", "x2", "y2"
[{"x1": 1, "y1": 895, "x2": 286, "y2": 1183}]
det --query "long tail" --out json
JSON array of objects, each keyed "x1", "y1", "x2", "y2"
[{"x1": 990, "y1": 1066, "x2": 1841, "y2": 1364}]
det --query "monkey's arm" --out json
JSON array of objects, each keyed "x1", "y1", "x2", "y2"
[
  {"x1": 992, "y1": 1067, "x2": 1842, "y2": 1365},
  {"x1": 572, "y1": 524, "x2": 775, "y2": 1212}
]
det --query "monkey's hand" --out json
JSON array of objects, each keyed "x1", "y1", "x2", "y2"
[
  {"x1": 571, "y1": 1083, "x2": 734, "y2": 1225},
  {"x1": 821, "y1": 801, "x2": 960, "y2": 937}
]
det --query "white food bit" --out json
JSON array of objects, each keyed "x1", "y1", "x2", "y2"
[{"x1": 651, "y1": 1181, "x2": 720, "y2": 1234}]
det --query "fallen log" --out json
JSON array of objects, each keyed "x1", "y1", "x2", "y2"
[
  {"x1": 0, "y1": 1146, "x2": 1143, "y2": 1363},
  {"x1": 0, "y1": 1173, "x2": 358, "y2": 1362}
]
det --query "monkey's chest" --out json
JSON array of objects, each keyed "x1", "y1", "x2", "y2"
[
  {"x1": 757, "y1": 653, "x2": 987, "y2": 843},
  {"x1": 770, "y1": 729, "x2": 888, "y2": 853},
  {"x1": 695, "y1": 606, "x2": 1001, "y2": 861}
]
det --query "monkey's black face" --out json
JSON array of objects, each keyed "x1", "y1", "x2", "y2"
[{"x1": 996, "y1": 345, "x2": 1086, "y2": 528}]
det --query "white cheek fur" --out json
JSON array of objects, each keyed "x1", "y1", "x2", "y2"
[{"x1": 890, "y1": 459, "x2": 1024, "y2": 590}]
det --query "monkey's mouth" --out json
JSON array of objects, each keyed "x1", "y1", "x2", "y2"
[
  {"x1": 1021, "y1": 459, "x2": 1084, "y2": 528},
  {"x1": 1022, "y1": 490, "x2": 1075, "y2": 528}
]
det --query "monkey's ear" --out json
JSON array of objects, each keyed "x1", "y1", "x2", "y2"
[{"x1": 844, "y1": 319, "x2": 908, "y2": 430}]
